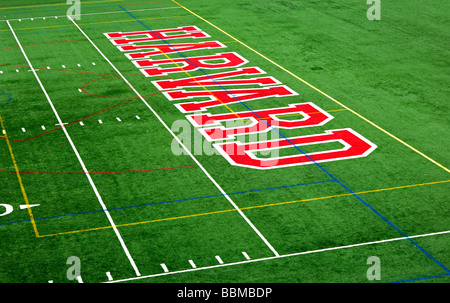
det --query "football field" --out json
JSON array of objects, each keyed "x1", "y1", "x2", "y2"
[{"x1": 0, "y1": 0, "x2": 449, "y2": 284}]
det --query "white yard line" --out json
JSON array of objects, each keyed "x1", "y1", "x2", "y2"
[
  {"x1": 242, "y1": 251, "x2": 251, "y2": 260},
  {"x1": 160, "y1": 264, "x2": 169, "y2": 273},
  {"x1": 107, "y1": 229, "x2": 450, "y2": 283},
  {"x1": 188, "y1": 260, "x2": 197, "y2": 269},
  {"x1": 215, "y1": 255, "x2": 224, "y2": 264},
  {"x1": 0, "y1": 7, "x2": 182, "y2": 22},
  {"x1": 67, "y1": 15, "x2": 280, "y2": 258},
  {"x1": 6, "y1": 20, "x2": 141, "y2": 278}
]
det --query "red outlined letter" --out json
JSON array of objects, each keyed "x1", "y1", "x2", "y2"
[
  {"x1": 136, "y1": 52, "x2": 248, "y2": 76},
  {"x1": 104, "y1": 26, "x2": 210, "y2": 45},
  {"x1": 187, "y1": 103, "x2": 333, "y2": 141},
  {"x1": 165, "y1": 86, "x2": 298, "y2": 113},
  {"x1": 119, "y1": 41, "x2": 226, "y2": 59},
  {"x1": 152, "y1": 67, "x2": 280, "y2": 90},
  {"x1": 213, "y1": 129, "x2": 377, "y2": 169}
]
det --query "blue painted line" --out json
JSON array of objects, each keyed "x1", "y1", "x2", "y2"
[
  {"x1": 117, "y1": 6, "x2": 450, "y2": 274},
  {"x1": 0, "y1": 91, "x2": 12, "y2": 108},
  {"x1": 0, "y1": 179, "x2": 333, "y2": 227},
  {"x1": 0, "y1": 4, "x2": 120, "y2": 16},
  {"x1": 393, "y1": 273, "x2": 450, "y2": 283},
  {"x1": 0, "y1": 22, "x2": 154, "y2": 37}
]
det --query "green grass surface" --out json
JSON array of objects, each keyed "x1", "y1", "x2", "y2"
[{"x1": 0, "y1": 0, "x2": 448, "y2": 283}]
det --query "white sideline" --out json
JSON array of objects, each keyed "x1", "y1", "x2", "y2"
[
  {"x1": 0, "y1": 7, "x2": 182, "y2": 22},
  {"x1": 6, "y1": 20, "x2": 141, "y2": 277},
  {"x1": 107, "y1": 229, "x2": 450, "y2": 283},
  {"x1": 67, "y1": 16, "x2": 280, "y2": 258}
]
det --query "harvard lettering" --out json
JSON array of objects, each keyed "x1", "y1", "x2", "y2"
[
  {"x1": 187, "y1": 103, "x2": 333, "y2": 141},
  {"x1": 104, "y1": 25, "x2": 377, "y2": 169},
  {"x1": 105, "y1": 25, "x2": 210, "y2": 45},
  {"x1": 214, "y1": 129, "x2": 377, "y2": 169},
  {"x1": 119, "y1": 41, "x2": 226, "y2": 59},
  {"x1": 165, "y1": 86, "x2": 298, "y2": 113},
  {"x1": 152, "y1": 67, "x2": 280, "y2": 90},
  {"x1": 135, "y1": 52, "x2": 248, "y2": 76}
]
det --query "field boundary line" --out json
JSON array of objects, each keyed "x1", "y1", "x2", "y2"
[
  {"x1": 0, "y1": 63, "x2": 113, "y2": 75},
  {"x1": 0, "y1": 7, "x2": 182, "y2": 22},
  {"x1": 0, "y1": 0, "x2": 121, "y2": 11},
  {"x1": 0, "y1": 165, "x2": 198, "y2": 175},
  {"x1": 0, "y1": 38, "x2": 87, "y2": 51},
  {"x1": 0, "y1": 114, "x2": 39, "y2": 237},
  {"x1": 6, "y1": 20, "x2": 141, "y2": 277},
  {"x1": 1, "y1": 179, "x2": 332, "y2": 228},
  {"x1": 1, "y1": 14, "x2": 190, "y2": 31},
  {"x1": 394, "y1": 273, "x2": 450, "y2": 283},
  {"x1": 106, "y1": 229, "x2": 450, "y2": 283},
  {"x1": 0, "y1": 82, "x2": 171, "y2": 143},
  {"x1": 171, "y1": 0, "x2": 449, "y2": 174},
  {"x1": 0, "y1": 105, "x2": 344, "y2": 143},
  {"x1": 34, "y1": 179, "x2": 449, "y2": 237},
  {"x1": 67, "y1": 15, "x2": 281, "y2": 257}
]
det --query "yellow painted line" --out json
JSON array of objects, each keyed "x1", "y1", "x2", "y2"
[
  {"x1": 0, "y1": 114, "x2": 39, "y2": 237},
  {"x1": 254, "y1": 179, "x2": 450, "y2": 210},
  {"x1": 171, "y1": 0, "x2": 450, "y2": 174},
  {"x1": 38, "y1": 225, "x2": 115, "y2": 238},
  {"x1": 0, "y1": 0, "x2": 122, "y2": 10},
  {"x1": 276, "y1": 108, "x2": 347, "y2": 118},
  {"x1": 38, "y1": 208, "x2": 236, "y2": 238},
  {"x1": 38, "y1": 179, "x2": 450, "y2": 238},
  {"x1": 0, "y1": 15, "x2": 191, "y2": 32}
]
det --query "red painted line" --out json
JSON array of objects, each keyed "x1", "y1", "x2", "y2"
[
  {"x1": 0, "y1": 39, "x2": 87, "y2": 51},
  {"x1": 0, "y1": 92, "x2": 165, "y2": 143},
  {"x1": 0, "y1": 165, "x2": 198, "y2": 175},
  {"x1": 121, "y1": 1, "x2": 172, "y2": 6},
  {"x1": 81, "y1": 74, "x2": 145, "y2": 99},
  {"x1": 0, "y1": 66, "x2": 174, "y2": 143},
  {"x1": 0, "y1": 137, "x2": 24, "y2": 142},
  {"x1": 0, "y1": 97, "x2": 137, "y2": 143},
  {"x1": 0, "y1": 64, "x2": 113, "y2": 75},
  {"x1": 0, "y1": 74, "x2": 173, "y2": 143},
  {"x1": 81, "y1": 74, "x2": 172, "y2": 99}
]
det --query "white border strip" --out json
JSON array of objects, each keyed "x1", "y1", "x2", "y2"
[
  {"x1": 67, "y1": 15, "x2": 280, "y2": 258},
  {"x1": 107, "y1": 229, "x2": 450, "y2": 283},
  {"x1": 6, "y1": 20, "x2": 141, "y2": 277},
  {"x1": 0, "y1": 7, "x2": 182, "y2": 22}
]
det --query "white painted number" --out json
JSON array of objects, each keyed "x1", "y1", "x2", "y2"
[{"x1": 0, "y1": 204, "x2": 13, "y2": 217}]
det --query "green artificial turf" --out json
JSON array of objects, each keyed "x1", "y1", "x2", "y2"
[{"x1": 0, "y1": 0, "x2": 448, "y2": 283}]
